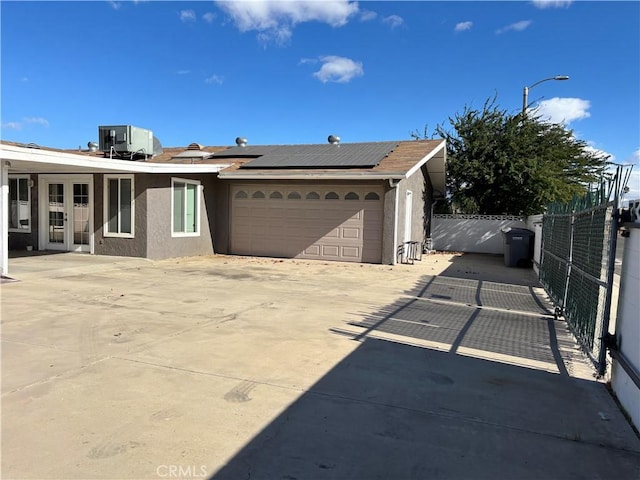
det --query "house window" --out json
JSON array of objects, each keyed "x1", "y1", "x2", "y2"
[
  {"x1": 345, "y1": 192, "x2": 360, "y2": 200},
  {"x1": 235, "y1": 190, "x2": 248, "y2": 199},
  {"x1": 365, "y1": 192, "x2": 380, "y2": 200},
  {"x1": 270, "y1": 191, "x2": 283, "y2": 199},
  {"x1": 306, "y1": 192, "x2": 320, "y2": 200},
  {"x1": 172, "y1": 178, "x2": 200, "y2": 236},
  {"x1": 252, "y1": 191, "x2": 265, "y2": 199},
  {"x1": 287, "y1": 192, "x2": 301, "y2": 199},
  {"x1": 104, "y1": 175, "x2": 134, "y2": 237},
  {"x1": 8, "y1": 176, "x2": 31, "y2": 232},
  {"x1": 325, "y1": 192, "x2": 339, "y2": 200}
]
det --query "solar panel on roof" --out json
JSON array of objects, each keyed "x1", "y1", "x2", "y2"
[
  {"x1": 225, "y1": 142, "x2": 398, "y2": 169},
  {"x1": 210, "y1": 145, "x2": 283, "y2": 158}
]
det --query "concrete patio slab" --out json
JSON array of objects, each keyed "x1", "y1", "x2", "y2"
[{"x1": 1, "y1": 252, "x2": 638, "y2": 479}]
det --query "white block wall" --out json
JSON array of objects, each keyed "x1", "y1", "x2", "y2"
[
  {"x1": 527, "y1": 214, "x2": 544, "y2": 275},
  {"x1": 432, "y1": 215, "x2": 527, "y2": 254},
  {"x1": 611, "y1": 225, "x2": 640, "y2": 430}
]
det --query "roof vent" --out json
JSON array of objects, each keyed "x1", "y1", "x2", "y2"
[
  {"x1": 328, "y1": 135, "x2": 340, "y2": 145},
  {"x1": 236, "y1": 137, "x2": 248, "y2": 147},
  {"x1": 187, "y1": 142, "x2": 203, "y2": 151},
  {"x1": 88, "y1": 141, "x2": 99, "y2": 152}
]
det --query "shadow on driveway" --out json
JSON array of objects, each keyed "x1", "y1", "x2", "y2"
[{"x1": 211, "y1": 253, "x2": 640, "y2": 480}]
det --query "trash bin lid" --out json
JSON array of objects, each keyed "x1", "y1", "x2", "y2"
[{"x1": 501, "y1": 227, "x2": 534, "y2": 237}]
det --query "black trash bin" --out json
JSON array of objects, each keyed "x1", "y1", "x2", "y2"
[{"x1": 501, "y1": 227, "x2": 535, "y2": 267}]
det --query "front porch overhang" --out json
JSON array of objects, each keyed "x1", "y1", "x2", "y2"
[{"x1": 0, "y1": 143, "x2": 231, "y2": 276}]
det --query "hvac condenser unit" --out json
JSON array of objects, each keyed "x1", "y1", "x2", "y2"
[{"x1": 99, "y1": 125, "x2": 154, "y2": 156}]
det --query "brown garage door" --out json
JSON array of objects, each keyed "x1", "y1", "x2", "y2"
[{"x1": 231, "y1": 185, "x2": 384, "y2": 263}]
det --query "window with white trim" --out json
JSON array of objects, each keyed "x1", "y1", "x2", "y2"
[
  {"x1": 172, "y1": 178, "x2": 200, "y2": 236},
  {"x1": 8, "y1": 176, "x2": 31, "y2": 232},
  {"x1": 104, "y1": 175, "x2": 134, "y2": 237}
]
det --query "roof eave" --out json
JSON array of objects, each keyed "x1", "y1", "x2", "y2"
[
  {"x1": 217, "y1": 172, "x2": 406, "y2": 181},
  {"x1": 0, "y1": 144, "x2": 230, "y2": 174}
]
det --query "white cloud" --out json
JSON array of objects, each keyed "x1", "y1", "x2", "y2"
[
  {"x1": 176, "y1": 70, "x2": 191, "y2": 75},
  {"x1": 109, "y1": 1, "x2": 146, "y2": 10},
  {"x1": 532, "y1": 0, "x2": 573, "y2": 9},
  {"x1": 20, "y1": 77, "x2": 29, "y2": 83},
  {"x1": 205, "y1": 74, "x2": 224, "y2": 85},
  {"x1": 455, "y1": 21, "x2": 473, "y2": 32},
  {"x1": 24, "y1": 117, "x2": 50, "y2": 127},
  {"x1": 496, "y1": 20, "x2": 532, "y2": 34},
  {"x1": 2, "y1": 117, "x2": 49, "y2": 131},
  {"x1": 312, "y1": 55, "x2": 363, "y2": 83},
  {"x1": 180, "y1": 10, "x2": 196, "y2": 23},
  {"x1": 534, "y1": 97, "x2": 591, "y2": 124},
  {"x1": 624, "y1": 150, "x2": 640, "y2": 203},
  {"x1": 583, "y1": 143, "x2": 613, "y2": 161},
  {"x1": 610, "y1": 150, "x2": 640, "y2": 205},
  {"x1": 1, "y1": 122, "x2": 21, "y2": 130},
  {"x1": 360, "y1": 10, "x2": 377, "y2": 22},
  {"x1": 215, "y1": 0, "x2": 359, "y2": 44},
  {"x1": 382, "y1": 15, "x2": 404, "y2": 29},
  {"x1": 203, "y1": 12, "x2": 216, "y2": 24}
]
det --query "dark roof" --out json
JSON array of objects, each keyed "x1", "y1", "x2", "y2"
[
  {"x1": 211, "y1": 142, "x2": 398, "y2": 169},
  {"x1": 218, "y1": 140, "x2": 445, "y2": 177}
]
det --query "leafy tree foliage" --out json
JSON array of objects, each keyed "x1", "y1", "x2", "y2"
[{"x1": 418, "y1": 97, "x2": 610, "y2": 215}]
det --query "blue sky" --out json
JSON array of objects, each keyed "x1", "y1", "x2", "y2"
[{"x1": 1, "y1": 1, "x2": 639, "y2": 198}]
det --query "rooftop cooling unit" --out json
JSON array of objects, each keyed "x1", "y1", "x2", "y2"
[{"x1": 98, "y1": 125, "x2": 154, "y2": 158}]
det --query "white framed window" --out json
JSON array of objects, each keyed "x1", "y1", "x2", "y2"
[
  {"x1": 104, "y1": 175, "x2": 134, "y2": 237},
  {"x1": 8, "y1": 175, "x2": 31, "y2": 232},
  {"x1": 172, "y1": 178, "x2": 200, "y2": 236}
]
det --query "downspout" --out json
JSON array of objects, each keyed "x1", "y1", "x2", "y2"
[
  {"x1": 1, "y1": 161, "x2": 10, "y2": 276},
  {"x1": 389, "y1": 178, "x2": 401, "y2": 265}
]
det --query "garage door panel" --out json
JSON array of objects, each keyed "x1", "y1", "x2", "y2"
[
  {"x1": 342, "y1": 227, "x2": 360, "y2": 239},
  {"x1": 303, "y1": 245, "x2": 321, "y2": 256},
  {"x1": 342, "y1": 246, "x2": 361, "y2": 258},
  {"x1": 321, "y1": 245, "x2": 340, "y2": 257},
  {"x1": 231, "y1": 185, "x2": 383, "y2": 263}
]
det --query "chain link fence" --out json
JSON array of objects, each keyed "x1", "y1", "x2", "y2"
[{"x1": 539, "y1": 183, "x2": 618, "y2": 375}]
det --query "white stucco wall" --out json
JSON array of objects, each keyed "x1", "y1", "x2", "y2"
[
  {"x1": 527, "y1": 214, "x2": 544, "y2": 275},
  {"x1": 611, "y1": 225, "x2": 640, "y2": 431},
  {"x1": 1, "y1": 160, "x2": 9, "y2": 276},
  {"x1": 432, "y1": 214, "x2": 527, "y2": 254}
]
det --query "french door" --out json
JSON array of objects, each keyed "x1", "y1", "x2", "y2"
[{"x1": 39, "y1": 175, "x2": 93, "y2": 252}]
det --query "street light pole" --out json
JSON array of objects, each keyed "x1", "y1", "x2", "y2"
[{"x1": 522, "y1": 75, "x2": 570, "y2": 116}]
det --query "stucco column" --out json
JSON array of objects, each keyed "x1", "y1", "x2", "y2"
[
  {"x1": 1, "y1": 160, "x2": 10, "y2": 276},
  {"x1": 611, "y1": 223, "x2": 640, "y2": 431}
]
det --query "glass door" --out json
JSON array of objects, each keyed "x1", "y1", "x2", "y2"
[
  {"x1": 46, "y1": 183, "x2": 66, "y2": 250},
  {"x1": 71, "y1": 182, "x2": 90, "y2": 251},
  {"x1": 41, "y1": 176, "x2": 92, "y2": 252}
]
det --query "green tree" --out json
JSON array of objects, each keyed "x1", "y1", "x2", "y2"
[{"x1": 418, "y1": 97, "x2": 610, "y2": 215}]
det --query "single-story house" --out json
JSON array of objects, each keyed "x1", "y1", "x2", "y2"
[{"x1": 0, "y1": 127, "x2": 446, "y2": 275}]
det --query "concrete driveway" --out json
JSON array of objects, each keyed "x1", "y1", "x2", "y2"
[{"x1": 1, "y1": 252, "x2": 639, "y2": 479}]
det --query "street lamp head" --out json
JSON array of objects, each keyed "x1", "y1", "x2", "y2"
[{"x1": 523, "y1": 75, "x2": 570, "y2": 115}]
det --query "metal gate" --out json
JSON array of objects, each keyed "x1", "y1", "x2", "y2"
[{"x1": 539, "y1": 167, "x2": 630, "y2": 376}]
